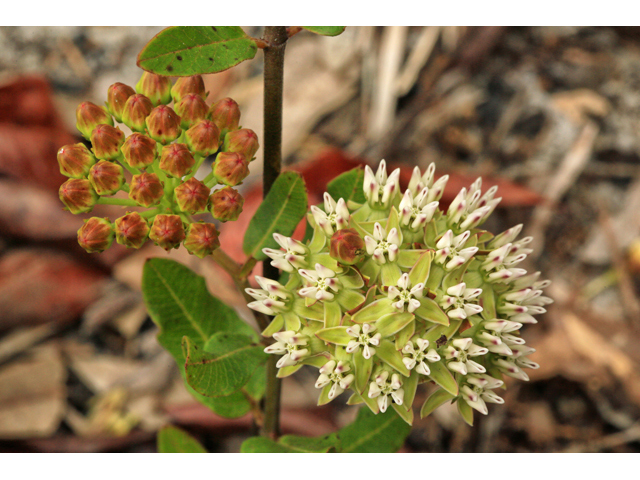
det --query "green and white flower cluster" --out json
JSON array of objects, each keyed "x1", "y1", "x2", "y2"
[{"x1": 248, "y1": 160, "x2": 551, "y2": 426}]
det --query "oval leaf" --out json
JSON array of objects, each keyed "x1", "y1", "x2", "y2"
[
  {"x1": 138, "y1": 26, "x2": 257, "y2": 76},
  {"x1": 420, "y1": 388, "x2": 455, "y2": 418},
  {"x1": 301, "y1": 26, "x2": 346, "y2": 37},
  {"x1": 354, "y1": 352, "x2": 373, "y2": 395},
  {"x1": 315, "y1": 326, "x2": 352, "y2": 345},
  {"x1": 414, "y1": 297, "x2": 450, "y2": 326},
  {"x1": 327, "y1": 167, "x2": 366, "y2": 204},
  {"x1": 375, "y1": 340, "x2": 411, "y2": 377},
  {"x1": 457, "y1": 398, "x2": 474, "y2": 426},
  {"x1": 392, "y1": 403, "x2": 414, "y2": 426},
  {"x1": 338, "y1": 407, "x2": 410, "y2": 453},
  {"x1": 243, "y1": 172, "x2": 308, "y2": 260},
  {"x1": 376, "y1": 312, "x2": 414, "y2": 338},
  {"x1": 427, "y1": 361, "x2": 459, "y2": 396},
  {"x1": 157, "y1": 425, "x2": 207, "y2": 453},
  {"x1": 184, "y1": 334, "x2": 267, "y2": 397},
  {"x1": 352, "y1": 298, "x2": 394, "y2": 324}
]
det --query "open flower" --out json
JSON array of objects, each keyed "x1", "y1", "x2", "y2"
[
  {"x1": 364, "y1": 222, "x2": 401, "y2": 265},
  {"x1": 246, "y1": 276, "x2": 292, "y2": 316},
  {"x1": 346, "y1": 323, "x2": 381, "y2": 359},
  {"x1": 315, "y1": 360, "x2": 354, "y2": 399},
  {"x1": 434, "y1": 230, "x2": 479, "y2": 270},
  {"x1": 460, "y1": 374, "x2": 505, "y2": 415},
  {"x1": 402, "y1": 338, "x2": 440, "y2": 375},
  {"x1": 476, "y1": 319, "x2": 523, "y2": 355},
  {"x1": 264, "y1": 331, "x2": 310, "y2": 368},
  {"x1": 298, "y1": 263, "x2": 341, "y2": 302},
  {"x1": 444, "y1": 338, "x2": 488, "y2": 375},
  {"x1": 263, "y1": 233, "x2": 309, "y2": 273},
  {"x1": 368, "y1": 371, "x2": 404, "y2": 413},
  {"x1": 398, "y1": 187, "x2": 439, "y2": 231},
  {"x1": 311, "y1": 192, "x2": 350, "y2": 237},
  {"x1": 407, "y1": 163, "x2": 449, "y2": 202},
  {"x1": 439, "y1": 282, "x2": 483, "y2": 319},
  {"x1": 388, "y1": 273, "x2": 424, "y2": 313}
]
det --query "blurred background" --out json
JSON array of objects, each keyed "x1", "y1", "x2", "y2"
[{"x1": 1, "y1": 26, "x2": 639, "y2": 452}]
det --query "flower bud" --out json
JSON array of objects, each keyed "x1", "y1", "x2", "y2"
[
  {"x1": 213, "y1": 152, "x2": 249, "y2": 186},
  {"x1": 224, "y1": 128, "x2": 259, "y2": 161},
  {"x1": 76, "y1": 101, "x2": 113, "y2": 139},
  {"x1": 146, "y1": 105, "x2": 181, "y2": 144},
  {"x1": 149, "y1": 214, "x2": 185, "y2": 251},
  {"x1": 210, "y1": 186, "x2": 244, "y2": 222},
  {"x1": 209, "y1": 97, "x2": 240, "y2": 134},
  {"x1": 174, "y1": 178, "x2": 210, "y2": 213},
  {"x1": 184, "y1": 222, "x2": 220, "y2": 258},
  {"x1": 106, "y1": 82, "x2": 135, "y2": 122},
  {"x1": 121, "y1": 94, "x2": 153, "y2": 133},
  {"x1": 115, "y1": 212, "x2": 150, "y2": 249},
  {"x1": 59, "y1": 178, "x2": 98, "y2": 214},
  {"x1": 129, "y1": 172, "x2": 164, "y2": 207},
  {"x1": 77, "y1": 217, "x2": 114, "y2": 253},
  {"x1": 121, "y1": 133, "x2": 157, "y2": 169},
  {"x1": 159, "y1": 143, "x2": 195, "y2": 178},
  {"x1": 88, "y1": 160, "x2": 124, "y2": 196},
  {"x1": 171, "y1": 75, "x2": 206, "y2": 103},
  {"x1": 135, "y1": 72, "x2": 172, "y2": 106},
  {"x1": 185, "y1": 119, "x2": 220, "y2": 156},
  {"x1": 57, "y1": 143, "x2": 96, "y2": 178},
  {"x1": 91, "y1": 124, "x2": 125, "y2": 161},
  {"x1": 174, "y1": 94, "x2": 208, "y2": 129},
  {"x1": 330, "y1": 228, "x2": 365, "y2": 265}
]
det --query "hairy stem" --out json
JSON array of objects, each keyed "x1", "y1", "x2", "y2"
[{"x1": 260, "y1": 25, "x2": 288, "y2": 439}]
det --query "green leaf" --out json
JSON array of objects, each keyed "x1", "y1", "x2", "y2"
[
  {"x1": 301, "y1": 26, "x2": 346, "y2": 37},
  {"x1": 479, "y1": 282, "x2": 497, "y2": 320},
  {"x1": 243, "y1": 172, "x2": 308, "y2": 260},
  {"x1": 184, "y1": 334, "x2": 267, "y2": 397},
  {"x1": 402, "y1": 371, "x2": 419, "y2": 411},
  {"x1": 352, "y1": 298, "x2": 393, "y2": 324},
  {"x1": 338, "y1": 407, "x2": 410, "y2": 453},
  {"x1": 376, "y1": 312, "x2": 414, "y2": 338},
  {"x1": 420, "y1": 388, "x2": 455, "y2": 418},
  {"x1": 137, "y1": 26, "x2": 257, "y2": 76},
  {"x1": 241, "y1": 433, "x2": 339, "y2": 453},
  {"x1": 327, "y1": 167, "x2": 366, "y2": 204},
  {"x1": 142, "y1": 258, "x2": 260, "y2": 417},
  {"x1": 324, "y1": 300, "x2": 342, "y2": 328},
  {"x1": 354, "y1": 352, "x2": 373, "y2": 395},
  {"x1": 380, "y1": 262, "x2": 402, "y2": 287},
  {"x1": 315, "y1": 326, "x2": 352, "y2": 345},
  {"x1": 414, "y1": 297, "x2": 449, "y2": 326},
  {"x1": 157, "y1": 425, "x2": 207, "y2": 453},
  {"x1": 392, "y1": 403, "x2": 414, "y2": 425},
  {"x1": 409, "y1": 251, "x2": 433, "y2": 286},
  {"x1": 457, "y1": 398, "x2": 474, "y2": 426},
  {"x1": 375, "y1": 340, "x2": 411, "y2": 377},
  {"x1": 427, "y1": 361, "x2": 459, "y2": 396}
]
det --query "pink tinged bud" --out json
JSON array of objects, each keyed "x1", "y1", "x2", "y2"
[
  {"x1": 76, "y1": 101, "x2": 113, "y2": 140},
  {"x1": 159, "y1": 143, "x2": 195, "y2": 178},
  {"x1": 185, "y1": 119, "x2": 220, "y2": 156},
  {"x1": 171, "y1": 75, "x2": 207, "y2": 103},
  {"x1": 121, "y1": 133, "x2": 158, "y2": 169},
  {"x1": 209, "y1": 97, "x2": 241, "y2": 133},
  {"x1": 135, "y1": 71, "x2": 172, "y2": 106},
  {"x1": 90, "y1": 124, "x2": 125, "y2": 161},
  {"x1": 77, "y1": 217, "x2": 114, "y2": 253},
  {"x1": 224, "y1": 128, "x2": 259, "y2": 161},
  {"x1": 213, "y1": 152, "x2": 249, "y2": 186},
  {"x1": 59, "y1": 178, "x2": 98, "y2": 214},
  {"x1": 121, "y1": 94, "x2": 153, "y2": 133},
  {"x1": 184, "y1": 222, "x2": 220, "y2": 258},
  {"x1": 115, "y1": 212, "x2": 150, "y2": 249},
  {"x1": 129, "y1": 172, "x2": 164, "y2": 207},
  {"x1": 330, "y1": 228, "x2": 365, "y2": 265},
  {"x1": 88, "y1": 160, "x2": 124, "y2": 195},
  {"x1": 57, "y1": 143, "x2": 96, "y2": 178},
  {"x1": 146, "y1": 105, "x2": 182, "y2": 145},
  {"x1": 149, "y1": 214, "x2": 185, "y2": 251},
  {"x1": 210, "y1": 186, "x2": 244, "y2": 222},
  {"x1": 174, "y1": 94, "x2": 209, "y2": 129},
  {"x1": 106, "y1": 82, "x2": 135, "y2": 122},
  {"x1": 174, "y1": 178, "x2": 210, "y2": 213}
]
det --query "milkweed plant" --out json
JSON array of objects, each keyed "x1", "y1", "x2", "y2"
[{"x1": 56, "y1": 26, "x2": 551, "y2": 453}]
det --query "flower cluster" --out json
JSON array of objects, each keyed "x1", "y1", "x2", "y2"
[
  {"x1": 58, "y1": 72, "x2": 258, "y2": 258},
  {"x1": 252, "y1": 160, "x2": 551, "y2": 425}
]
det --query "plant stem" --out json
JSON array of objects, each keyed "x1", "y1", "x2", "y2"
[
  {"x1": 260, "y1": 25, "x2": 288, "y2": 440},
  {"x1": 97, "y1": 197, "x2": 139, "y2": 207}
]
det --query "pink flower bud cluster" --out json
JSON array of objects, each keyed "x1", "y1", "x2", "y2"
[
  {"x1": 58, "y1": 72, "x2": 256, "y2": 258},
  {"x1": 253, "y1": 161, "x2": 551, "y2": 425}
]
